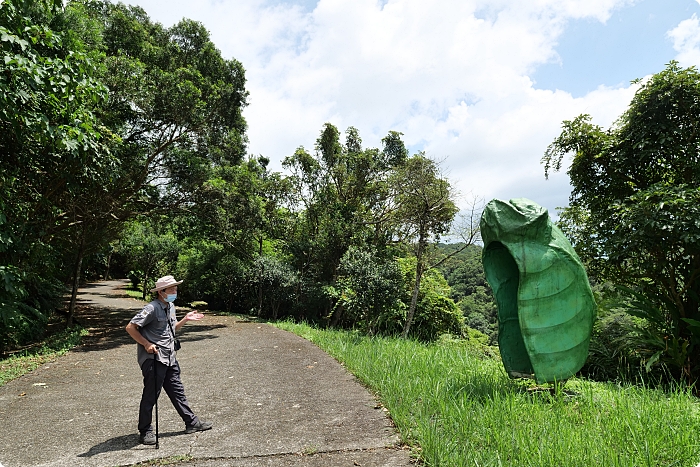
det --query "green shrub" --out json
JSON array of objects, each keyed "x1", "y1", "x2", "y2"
[
  {"x1": 328, "y1": 247, "x2": 404, "y2": 334},
  {"x1": 397, "y1": 257, "x2": 465, "y2": 341},
  {"x1": 581, "y1": 309, "x2": 643, "y2": 382}
]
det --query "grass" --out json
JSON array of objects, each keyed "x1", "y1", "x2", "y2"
[
  {"x1": 124, "y1": 285, "x2": 145, "y2": 300},
  {"x1": 275, "y1": 321, "x2": 700, "y2": 467},
  {"x1": 0, "y1": 326, "x2": 88, "y2": 387}
]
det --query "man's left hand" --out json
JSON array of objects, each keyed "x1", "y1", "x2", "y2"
[{"x1": 185, "y1": 311, "x2": 205, "y2": 321}]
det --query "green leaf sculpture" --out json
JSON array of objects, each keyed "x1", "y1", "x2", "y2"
[{"x1": 480, "y1": 198, "x2": 596, "y2": 383}]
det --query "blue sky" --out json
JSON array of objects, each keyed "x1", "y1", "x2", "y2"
[
  {"x1": 533, "y1": 0, "x2": 700, "y2": 96},
  {"x1": 124, "y1": 0, "x2": 700, "y2": 218}
]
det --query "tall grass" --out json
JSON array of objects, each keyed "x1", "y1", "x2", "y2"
[{"x1": 276, "y1": 322, "x2": 700, "y2": 467}]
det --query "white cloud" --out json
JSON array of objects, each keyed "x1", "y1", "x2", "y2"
[
  {"x1": 668, "y1": 13, "x2": 700, "y2": 67},
  {"x1": 123, "y1": 0, "x2": 639, "y2": 214},
  {"x1": 421, "y1": 80, "x2": 639, "y2": 214}
]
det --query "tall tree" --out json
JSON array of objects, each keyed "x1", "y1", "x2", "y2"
[
  {"x1": 62, "y1": 1, "x2": 249, "y2": 325},
  {"x1": 542, "y1": 62, "x2": 700, "y2": 384},
  {"x1": 1, "y1": 0, "x2": 251, "y2": 339},
  {"x1": 94, "y1": 1, "x2": 249, "y2": 213},
  {"x1": 186, "y1": 156, "x2": 292, "y2": 314},
  {"x1": 391, "y1": 154, "x2": 458, "y2": 338},
  {"x1": 0, "y1": 0, "x2": 112, "y2": 342},
  {"x1": 282, "y1": 124, "x2": 408, "y2": 321}
]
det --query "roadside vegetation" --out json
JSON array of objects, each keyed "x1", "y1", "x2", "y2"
[
  {"x1": 123, "y1": 284, "x2": 145, "y2": 301},
  {"x1": 278, "y1": 321, "x2": 700, "y2": 467},
  {"x1": 0, "y1": 326, "x2": 87, "y2": 387}
]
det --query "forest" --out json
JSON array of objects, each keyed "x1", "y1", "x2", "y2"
[{"x1": 2, "y1": 0, "x2": 700, "y2": 391}]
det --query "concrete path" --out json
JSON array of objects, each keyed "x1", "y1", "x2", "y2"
[{"x1": 0, "y1": 281, "x2": 413, "y2": 467}]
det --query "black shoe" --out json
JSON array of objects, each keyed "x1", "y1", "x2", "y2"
[
  {"x1": 185, "y1": 420, "x2": 213, "y2": 434},
  {"x1": 139, "y1": 431, "x2": 157, "y2": 445}
]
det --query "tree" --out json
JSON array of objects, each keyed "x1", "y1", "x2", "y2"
[
  {"x1": 391, "y1": 154, "x2": 459, "y2": 338},
  {"x1": 396, "y1": 257, "x2": 464, "y2": 341},
  {"x1": 117, "y1": 220, "x2": 179, "y2": 298},
  {"x1": 93, "y1": 1, "x2": 249, "y2": 214},
  {"x1": 247, "y1": 255, "x2": 299, "y2": 319},
  {"x1": 282, "y1": 124, "x2": 408, "y2": 322},
  {"x1": 542, "y1": 62, "x2": 700, "y2": 384},
  {"x1": 0, "y1": 0, "x2": 113, "y2": 343},
  {"x1": 1, "y1": 0, "x2": 251, "y2": 337},
  {"x1": 435, "y1": 243, "x2": 498, "y2": 342}
]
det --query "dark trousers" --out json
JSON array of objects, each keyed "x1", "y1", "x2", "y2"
[{"x1": 138, "y1": 358, "x2": 198, "y2": 434}]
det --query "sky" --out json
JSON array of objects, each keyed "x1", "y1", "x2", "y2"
[{"x1": 122, "y1": 0, "x2": 700, "y2": 217}]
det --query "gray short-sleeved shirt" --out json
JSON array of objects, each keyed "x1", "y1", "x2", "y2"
[{"x1": 130, "y1": 299, "x2": 178, "y2": 368}]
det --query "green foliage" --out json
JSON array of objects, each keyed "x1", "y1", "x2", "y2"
[
  {"x1": 0, "y1": 0, "x2": 108, "y2": 162},
  {"x1": 397, "y1": 257, "x2": 464, "y2": 341},
  {"x1": 282, "y1": 123, "x2": 410, "y2": 320},
  {"x1": 0, "y1": 265, "x2": 49, "y2": 351},
  {"x1": 414, "y1": 292, "x2": 464, "y2": 342},
  {"x1": 438, "y1": 244, "x2": 488, "y2": 301},
  {"x1": 458, "y1": 286, "x2": 498, "y2": 344},
  {"x1": 116, "y1": 219, "x2": 179, "y2": 298},
  {"x1": 1, "y1": 0, "x2": 251, "y2": 339},
  {"x1": 1, "y1": 0, "x2": 467, "y2": 350},
  {"x1": 391, "y1": 155, "x2": 458, "y2": 242},
  {"x1": 435, "y1": 243, "x2": 498, "y2": 343},
  {"x1": 543, "y1": 62, "x2": 700, "y2": 386},
  {"x1": 247, "y1": 254, "x2": 299, "y2": 319},
  {"x1": 321, "y1": 248, "x2": 464, "y2": 341},
  {"x1": 0, "y1": 325, "x2": 87, "y2": 386},
  {"x1": 0, "y1": 0, "x2": 112, "y2": 344},
  {"x1": 390, "y1": 154, "x2": 459, "y2": 338},
  {"x1": 172, "y1": 239, "x2": 245, "y2": 313},
  {"x1": 613, "y1": 285, "x2": 693, "y2": 381},
  {"x1": 582, "y1": 307, "x2": 646, "y2": 383},
  {"x1": 328, "y1": 246, "x2": 404, "y2": 334},
  {"x1": 193, "y1": 158, "x2": 273, "y2": 257},
  {"x1": 165, "y1": 156, "x2": 291, "y2": 315},
  {"x1": 462, "y1": 326, "x2": 491, "y2": 347},
  {"x1": 582, "y1": 283, "x2": 698, "y2": 387},
  {"x1": 96, "y1": 0, "x2": 249, "y2": 210}
]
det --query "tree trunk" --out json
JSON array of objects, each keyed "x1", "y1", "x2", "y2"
[
  {"x1": 403, "y1": 236, "x2": 425, "y2": 338},
  {"x1": 104, "y1": 250, "x2": 112, "y2": 280},
  {"x1": 227, "y1": 287, "x2": 234, "y2": 314},
  {"x1": 257, "y1": 236, "x2": 264, "y2": 316},
  {"x1": 330, "y1": 303, "x2": 344, "y2": 327},
  {"x1": 141, "y1": 271, "x2": 149, "y2": 300},
  {"x1": 67, "y1": 227, "x2": 86, "y2": 328},
  {"x1": 272, "y1": 299, "x2": 280, "y2": 320}
]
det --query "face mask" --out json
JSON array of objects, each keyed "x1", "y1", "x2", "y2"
[{"x1": 164, "y1": 293, "x2": 177, "y2": 303}]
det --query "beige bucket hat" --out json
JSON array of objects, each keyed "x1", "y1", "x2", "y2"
[{"x1": 150, "y1": 275, "x2": 183, "y2": 292}]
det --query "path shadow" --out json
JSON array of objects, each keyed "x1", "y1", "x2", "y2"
[
  {"x1": 71, "y1": 281, "x2": 231, "y2": 353},
  {"x1": 73, "y1": 304, "x2": 142, "y2": 353},
  {"x1": 178, "y1": 324, "x2": 228, "y2": 344},
  {"x1": 75, "y1": 312, "x2": 228, "y2": 353},
  {"x1": 77, "y1": 430, "x2": 184, "y2": 457},
  {"x1": 442, "y1": 373, "x2": 518, "y2": 404}
]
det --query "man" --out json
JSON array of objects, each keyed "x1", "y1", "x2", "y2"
[{"x1": 125, "y1": 275, "x2": 212, "y2": 445}]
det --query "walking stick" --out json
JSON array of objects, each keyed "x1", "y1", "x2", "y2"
[{"x1": 154, "y1": 347, "x2": 159, "y2": 449}]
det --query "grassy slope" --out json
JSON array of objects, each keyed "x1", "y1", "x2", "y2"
[{"x1": 276, "y1": 321, "x2": 700, "y2": 467}]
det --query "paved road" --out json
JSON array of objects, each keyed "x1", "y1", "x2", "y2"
[{"x1": 0, "y1": 280, "x2": 413, "y2": 467}]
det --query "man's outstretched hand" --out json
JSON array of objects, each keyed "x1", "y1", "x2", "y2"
[{"x1": 185, "y1": 311, "x2": 205, "y2": 321}]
